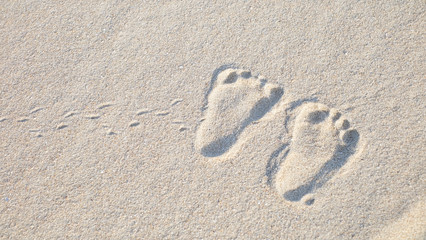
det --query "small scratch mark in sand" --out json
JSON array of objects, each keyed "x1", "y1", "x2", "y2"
[
  {"x1": 171, "y1": 98, "x2": 183, "y2": 106},
  {"x1": 129, "y1": 120, "x2": 140, "y2": 127},
  {"x1": 107, "y1": 128, "x2": 116, "y2": 135},
  {"x1": 30, "y1": 107, "x2": 44, "y2": 114},
  {"x1": 179, "y1": 125, "x2": 189, "y2": 132},
  {"x1": 172, "y1": 119, "x2": 185, "y2": 124},
  {"x1": 85, "y1": 114, "x2": 100, "y2": 120},
  {"x1": 56, "y1": 123, "x2": 68, "y2": 130},
  {"x1": 97, "y1": 102, "x2": 114, "y2": 109},
  {"x1": 17, "y1": 117, "x2": 29, "y2": 122},
  {"x1": 136, "y1": 108, "x2": 152, "y2": 115},
  {"x1": 156, "y1": 111, "x2": 170, "y2": 116},
  {"x1": 64, "y1": 111, "x2": 79, "y2": 118}
]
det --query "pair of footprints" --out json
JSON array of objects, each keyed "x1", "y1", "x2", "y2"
[{"x1": 196, "y1": 68, "x2": 359, "y2": 205}]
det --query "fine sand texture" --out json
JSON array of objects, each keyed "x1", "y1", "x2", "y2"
[{"x1": 1, "y1": 1, "x2": 425, "y2": 239}]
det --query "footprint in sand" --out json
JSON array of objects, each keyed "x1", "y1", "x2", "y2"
[
  {"x1": 274, "y1": 102, "x2": 359, "y2": 205},
  {"x1": 195, "y1": 68, "x2": 283, "y2": 157}
]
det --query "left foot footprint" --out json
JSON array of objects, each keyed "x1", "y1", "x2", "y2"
[
  {"x1": 275, "y1": 103, "x2": 359, "y2": 204},
  {"x1": 195, "y1": 68, "x2": 283, "y2": 157}
]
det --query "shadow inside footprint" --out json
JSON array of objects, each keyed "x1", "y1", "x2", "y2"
[
  {"x1": 247, "y1": 90, "x2": 284, "y2": 122},
  {"x1": 283, "y1": 130, "x2": 360, "y2": 202},
  {"x1": 201, "y1": 134, "x2": 237, "y2": 157},
  {"x1": 201, "y1": 90, "x2": 284, "y2": 157}
]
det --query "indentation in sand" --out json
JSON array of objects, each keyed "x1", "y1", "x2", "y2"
[
  {"x1": 136, "y1": 108, "x2": 152, "y2": 115},
  {"x1": 29, "y1": 107, "x2": 44, "y2": 114},
  {"x1": 17, "y1": 117, "x2": 29, "y2": 122},
  {"x1": 97, "y1": 102, "x2": 114, "y2": 109},
  {"x1": 195, "y1": 68, "x2": 283, "y2": 157},
  {"x1": 171, "y1": 98, "x2": 183, "y2": 106},
  {"x1": 272, "y1": 103, "x2": 359, "y2": 204},
  {"x1": 64, "y1": 111, "x2": 79, "y2": 118},
  {"x1": 129, "y1": 120, "x2": 140, "y2": 127},
  {"x1": 56, "y1": 123, "x2": 68, "y2": 130},
  {"x1": 85, "y1": 114, "x2": 101, "y2": 120},
  {"x1": 156, "y1": 111, "x2": 170, "y2": 116}
]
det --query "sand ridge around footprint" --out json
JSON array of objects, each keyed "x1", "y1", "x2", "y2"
[
  {"x1": 195, "y1": 67, "x2": 284, "y2": 158},
  {"x1": 273, "y1": 102, "x2": 360, "y2": 205}
]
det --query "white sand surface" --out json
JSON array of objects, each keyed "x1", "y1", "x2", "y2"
[{"x1": 1, "y1": 1, "x2": 425, "y2": 239}]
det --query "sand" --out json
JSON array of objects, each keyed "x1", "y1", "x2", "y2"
[{"x1": 1, "y1": 1, "x2": 425, "y2": 239}]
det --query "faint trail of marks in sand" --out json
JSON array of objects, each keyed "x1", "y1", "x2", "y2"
[{"x1": 8, "y1": 98, "x2": 192, "y2": 137}]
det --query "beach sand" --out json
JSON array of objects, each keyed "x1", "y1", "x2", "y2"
[{"x1": 1, "y1": 1, "x2": 425, "y2": 239}]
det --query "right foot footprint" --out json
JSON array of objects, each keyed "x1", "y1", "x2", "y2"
[
  {"x1": 275, "y1": 103, "x2": 359, "y2": 204},
  {"x1": 196, "y1": 68, "x2": 283, "y2": 157}
]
